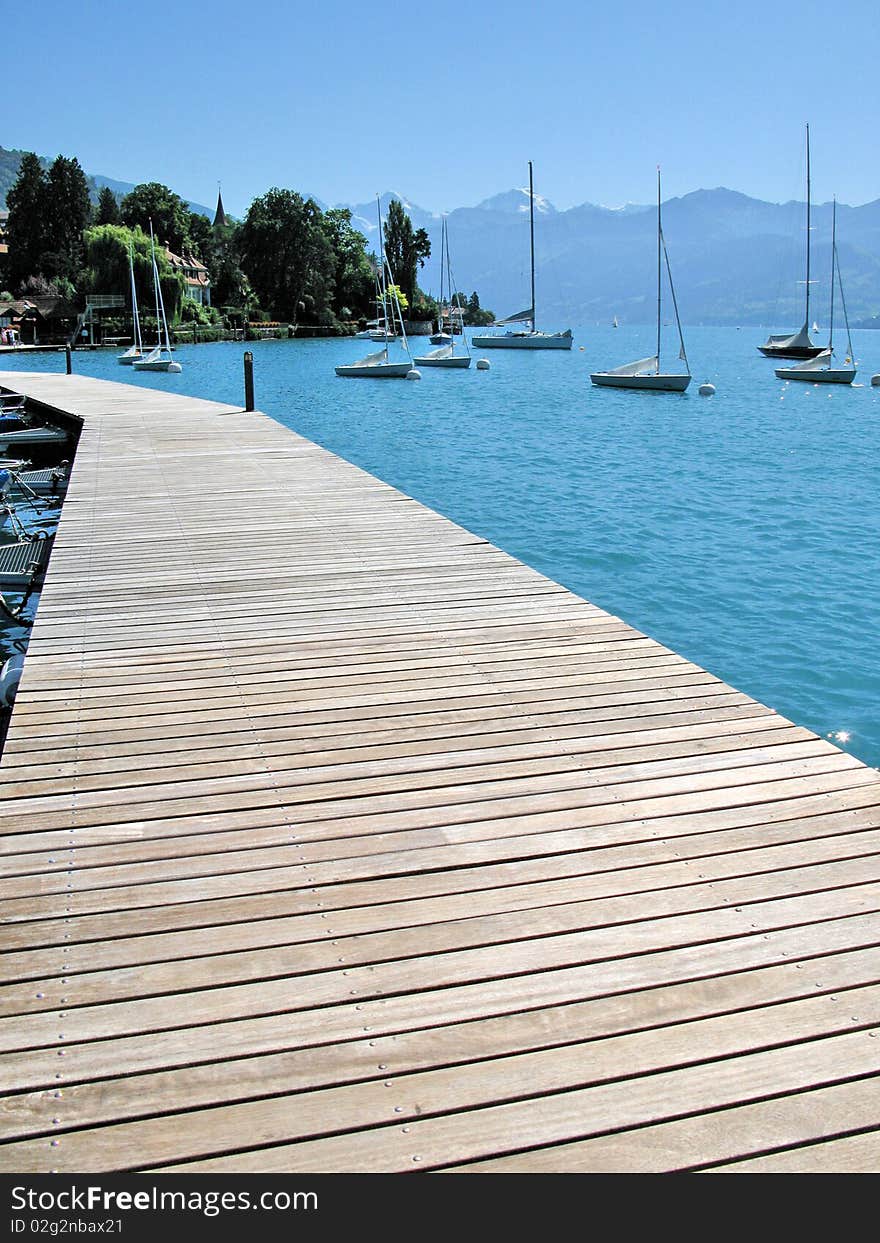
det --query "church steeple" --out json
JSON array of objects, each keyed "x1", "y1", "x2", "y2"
[{"x1": 213, "y1": 184, "x2": 227, "y2": 230}]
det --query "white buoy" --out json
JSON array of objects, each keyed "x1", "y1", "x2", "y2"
[
  {"x1": 476, "y1": 358, "x2": 491, "y2": 370},
  {"x1": 698, "y1": 382, "x2": 716, "y2": 396},
  {"x1": 406, "y1": 369, "x2": 421, "y2": 381},
  {"x1": 872, "y1": 374, "x2": 880, "y2": 387},
  {"x1": 167, "y1": 362, "x2": 183, "y2": 374}
]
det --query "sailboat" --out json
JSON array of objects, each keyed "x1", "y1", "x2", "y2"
[
  {"x1": 118, "y1": 242, "x2": 144, "y2": 365},
  {"x1": 775, "y1": 197, "x2": 857, "y2": 384},
  {"x1": 758, "y1": 125, "x2": 824, "y2": 360},
  {"x1": 336, "y1": 199, "x2": 415, "y2": 378},
  {"x1": 133, "y1": 221, "x2": 182, "y2": 373},
  {"x1": 415, "y1": 219, "x2": 471, "y2": 369},
  {"x1": 471, "y1": 162, "x2": 573, "y2": 350},
  {"x1": 612, "y1": 315, "x2": 619, "y2": 328},
  {"x1": 428, "y1": 219, "x2": 463, "y2": 345},
  {"x1": 429, "y1": 218, "x2": 453, "y2": 345},
  {"x1": 591, "y1": 169, "x2": 691, "y2": 392}
]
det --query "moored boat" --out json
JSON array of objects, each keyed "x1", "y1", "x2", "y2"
[
  {"x1": 775, "y1": 198, "x2": 856, "y2": 385},
  {"x1": 118, "y1": 242, "x2": 145, "y2": 365},
  {"x1": 336, "y1": 199, "x2": 415, "y2": 378},
  {"x1": 414, "y1": 219, "x2": 472, "y2": 369},
  {"x1": 591, "y1": 169, "x2": 691, "y2": 393},
  {"x1": 758, "y1": 125, "x2": 824, "y2": 360},
  {"x1": 132, "y1": 222, "x2": 182, "y2": 373},
  {"x1": 471, "y1": 162, "x2": 573, "y2": 351}
]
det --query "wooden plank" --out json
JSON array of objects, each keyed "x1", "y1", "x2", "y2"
[
  {"x1": 1, "y1": 951, "x2": 877, "y2": 1148},
  {"x1": 146, "y1": 1029, "x2": 880, "y2": 1172},
  {"x1": 4, "y1": 986, "x2": 880, "y2": 1171},
  {"x1": 455, "y1": 1079, "x2": 880, "y2": 1172},
  {"x1": 4, "y1": 846, "x2": 880, "y2": 1016},
  {"x1": 2, "y1": 371, "x2": 880, "y2": 1174}
]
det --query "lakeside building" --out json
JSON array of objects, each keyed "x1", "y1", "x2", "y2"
[
  {"x1": 0, "y1": 209, "x2": 8, "y2": 259},
  {"x1": 164, "y1": 245, "x2": 211, "y2": 306},
  {"x1": 0, "y1": 294, "x2": 79, "y2": 343}
]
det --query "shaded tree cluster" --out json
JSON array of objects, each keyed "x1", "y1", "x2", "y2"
[
  {"x1": 2, "y1": 148, "x2": 489, "y2": 332},
  {"x1": 238, "y1": 190, "x2": 373, "y2": 325},
  {"x1": 4, "y1": 152, "x2": 91, "y2": 291}
]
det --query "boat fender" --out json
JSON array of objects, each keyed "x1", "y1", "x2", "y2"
[
  {"x1": 0, "y1": 470, "x2": 9, "y2": 499},
  {"x1": 0, "y1": 653, "x2": 24, "y2": 706},
  {"x1": 406, "y1": 369, "x2": 421, "y2": 381},
  {"x1": 476, "y1": 359, "x2": 491, "y2": 370},
  {"x1": 698, "y1": 383, "x2": 716, "y2": 396}
]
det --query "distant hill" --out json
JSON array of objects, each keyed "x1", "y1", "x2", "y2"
[
  {"x1": 0, "y1": 146, "x2": 215, "y2": 218},
  {"x1": 340, "y1": 185, "x2": 880, "y2": 326},
  {"x1": 4, "y1": 141, "x2": 879, "y2": 324}
]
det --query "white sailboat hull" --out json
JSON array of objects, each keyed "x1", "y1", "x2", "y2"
[
  {"x1": 335, "y1": 362, "x2": 413, "y2": 378},
  {"x1": 775, "y1": 365, "x2": 856, "y2": 384},
  {"x1": 591, "y1": 371, "x2": 691, "y2": 392},
  {"x1": 117, "y1": 350, "x2": 142, "y2": 366},
  {"x1": 132, "y1": 359, "x2": 182, "y2": 372},
  {"x1": 471, "y1": 330, "x2": 573, "y2": 350}
]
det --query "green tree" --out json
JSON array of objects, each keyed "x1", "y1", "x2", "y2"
[
  {"x1": 464, "y1": 290, "x2": 494, "y2": 326},
  {"x1": 40, "y1": 155, "x2": 92, "y2": 283},
  {"x1": 239, "y1": 189, "x2": 334, "y2": 323},
  {"x1": 120, "y1": 182, "x2": 192, "y2": 255},
  {"x1": 211, "y1": 225, "x2": 251, "y2": 309},
  {"x1": 5, "y1": 152, "x2": 47, "y2": 288},
  {"x1": 80, "y1": 223, "x2": 184, "y2": 323},
  {"x1": 321, "y1": 207, "x2": 373, "y2": 319},
  {"x1": 382, "y1": 199, "x2": 430, "y2": 306},
  {"x1": 96, "y1": 185, "x2": 121, "y2": 225},
  {"x1": 186, "y1": 210, "x2": 215, "y2": 262}
]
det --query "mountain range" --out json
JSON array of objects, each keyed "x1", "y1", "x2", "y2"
[
  {"x1": 343, "y1": 187, "x2": 880, "y2": 327},
  {"x1": 2, "y1": 145, "x2": 878, "y2": 325}
]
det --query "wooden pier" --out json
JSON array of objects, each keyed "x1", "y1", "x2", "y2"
[{"x1": 1, "y1": 370, "x2": 880, "y2": 1173}]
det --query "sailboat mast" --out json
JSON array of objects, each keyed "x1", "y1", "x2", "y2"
[
  {"x1": 129, "y1": 242, "x2": 142, "y2": 352},
  {"x1": 149, "y1": 221, "x2": 161, "y2": 348},
  {"x1": 529, "y1": 161, "x2": 536, "y2": 331},
  {"x1": 446, "y1": 220, "x2": 455, "y2": 349},
  {"x1": 438, "y1": 218, "x2": 445, "y2": 318},
  {"x1": 656, "y1": 168, "x2": 662, "y2": 368},
  {"x1": 805, "y1": 122, "x2": 811, "y2": 331},
  {"x1": 828, "y1": 196, "x2": 836, "y2": 352},
  {"x1": 836, "y1": 242, "x2": 854, "y2": 362},
  {"x1": 376, "y1": 197, "x2": 389, "y2": 356}
]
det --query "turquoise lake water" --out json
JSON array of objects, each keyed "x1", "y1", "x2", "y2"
[{"x1": 3, "y1": 325, "x2": 879, "y2": 767}]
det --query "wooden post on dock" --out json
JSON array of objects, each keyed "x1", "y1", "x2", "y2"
[
  {"x1": 244, "y1": 350, "x2": 255, "y2": 411},
  {"x1": 65, "y1": 345, "x2": 72, "y2": 374}
]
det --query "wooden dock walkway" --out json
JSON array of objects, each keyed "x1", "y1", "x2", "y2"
[{"x1": 1, "y1": 370, "x2": 880, "y2": 1174}]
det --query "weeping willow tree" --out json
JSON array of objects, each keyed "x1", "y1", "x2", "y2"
[{"x1": 80, "y1": 224, "x2": 186, "y2": 323}]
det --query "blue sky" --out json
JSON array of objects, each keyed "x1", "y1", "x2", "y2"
[{"x1": 5, "y1": 0, "x2": 878, "y2": 215}]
